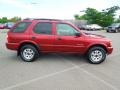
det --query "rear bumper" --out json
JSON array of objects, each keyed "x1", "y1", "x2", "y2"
[
  {"x1": 107, "y1": 47, "x2": 113, "y2": 54},
  {"x1": 6, "y1": 42, "x2": 19, "y2": 50}
]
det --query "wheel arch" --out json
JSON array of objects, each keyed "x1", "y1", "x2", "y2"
[
  {"x1": 17, "y1": 41, "x2": 40, "y2": 56},
  {"x1": 85, "y1": 44, "x2": 108, "y2": 55}
]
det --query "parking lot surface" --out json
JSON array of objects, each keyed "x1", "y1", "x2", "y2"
[{"x1": 0, "y1": 29, "x2": 120, "y2": 90}]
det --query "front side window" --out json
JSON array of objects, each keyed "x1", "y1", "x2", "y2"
[
  {"x1": 34, "y1": 22, "x2": 52, "y2": 35},
  {"x1": 13, "y1": 22, "x2": 31, "y2": 33},
  {"x1": 56, "y1": 24, "x2": 78, "y2": 36}
]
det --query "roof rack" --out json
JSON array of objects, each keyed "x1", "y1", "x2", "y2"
[{"x1": 23, "y1": 18, "x2": 61, "y2": 21}]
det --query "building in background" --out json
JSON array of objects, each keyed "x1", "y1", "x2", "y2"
[{"x1": 64, "y1": 20, "x2": 87, "y2": 26}]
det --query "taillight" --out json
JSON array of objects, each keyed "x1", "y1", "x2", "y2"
[
  {"x1": 6, "y1": 34, "x2": 8, "y2": 42},
  {"x1": 6, "y1": 32, "x2": 10, "y2": 43}
]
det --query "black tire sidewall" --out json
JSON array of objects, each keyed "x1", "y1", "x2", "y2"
[
  {"x1": 87, "y1": 47, "x2": 106, "y2": 64},
  {"x1": 20, "y1": 45, "x2": 39, "y2": 62},
  {"x1": 106, "y1": 30, "x2": 109, "y2": 32}
]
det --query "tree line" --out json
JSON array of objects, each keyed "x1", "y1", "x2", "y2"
[
  {"x1": 0, "y1": 17, "x2": 21, "y2": 23},
  {"x1": 74, "y1": 6, "x2": 120, "y2": 27}
]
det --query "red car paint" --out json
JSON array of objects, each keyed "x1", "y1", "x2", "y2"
[{"x1": 6, "y1": 19, "x2": 113, "y2": 55}]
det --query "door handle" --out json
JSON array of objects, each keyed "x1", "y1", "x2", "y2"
[
  {"x1": 57, "y1": 37, "x2": 62, "y2": 40},
  {"x1": 31, "y1": 36, "x2": 36, "y2": 40}
]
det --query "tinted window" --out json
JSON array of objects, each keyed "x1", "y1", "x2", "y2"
[
  {"x1": 13, "y1": 22, "x2": 31, "y2": 33},
  {"x1": 56, "y1": 24, "x2": 78, "y2": 36},
  {"x1": 34, "y1": 23, "x2": 52, "y2": 35}
]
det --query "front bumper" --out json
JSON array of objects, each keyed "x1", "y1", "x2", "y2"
[
  {"x1": 107, "y1": 47, "x2": 113, "y2": 54},
  {"x1": 107, "y1": 28, "x2": 116, "y2": 32}
]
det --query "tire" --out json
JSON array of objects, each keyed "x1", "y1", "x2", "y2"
[
  {"x1": 114, "y1": 29, "x2": 118, "y2": 33},
  {"x1": 106, "y1": 30, "x2": 109, "y2": 32},
  {"x1": 19, "y1": 45, "x2": 39, "y2": 62},
  {"x1": 87, "y1": 47, "x2": 106, "y2": 64}
]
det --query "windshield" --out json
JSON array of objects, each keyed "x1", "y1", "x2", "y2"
[{"x1": 111, "y1": 23, "x2": 120, "y2": 27}]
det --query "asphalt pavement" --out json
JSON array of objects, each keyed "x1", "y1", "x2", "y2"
[{"x1": 0, "y1": 29, "x2": 120, "y2": 90}]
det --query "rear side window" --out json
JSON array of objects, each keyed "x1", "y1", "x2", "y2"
[
  {"x1": 12, "y1": 22, "x2": 31, "y2": 33},
  {"x1": 34, "y1": 22, "x2": 52, "y2": 35}
]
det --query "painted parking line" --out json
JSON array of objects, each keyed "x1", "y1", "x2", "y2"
[
  {"x1": 78, "y1": 67, "x2": 119, "y2": 90},
  {"x1": 57, "y1": 54, "x2": 119, "y2": 90},
  {"x1": 2, "y1": 66, "x2": 80, "y2": 90},
  {"x1": 63, "y1": 59, "x2": 119, "y2": 90},
  {"x1": 1, "y1": 53, "x2": 120, "y2": 90}
]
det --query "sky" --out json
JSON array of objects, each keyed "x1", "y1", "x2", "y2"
[{"x1": 0, "y1": 0, "x2": 120, "y2": 19}]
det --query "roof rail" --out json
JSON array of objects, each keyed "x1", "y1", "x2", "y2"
[{"x1": 23, "y1": 18, "x2": 61, "y2": 21}]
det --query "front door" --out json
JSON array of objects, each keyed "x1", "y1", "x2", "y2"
[{"x1": 54, "y1": 23, "x2": 85, "y2": 53}]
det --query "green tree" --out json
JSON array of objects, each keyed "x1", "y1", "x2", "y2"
[
  {"x1": 100, "y1": 6, "x2": 120, "y2": 26},
  {"x1": 74, "y1": 14, "x2": 87, "y2": 20},
  {"x1": 74, "y1": 6, "x2": 120, "y2": 27},
  {"x1": 9, "y1": 16, "x2": 21, "y2": 22},
  {"x1": 102, "y1": 6, "x2": 120, "y2": 16},
  {"x1": 0, "y1": 17, "x2": 8, "y2": 23},
  {"x1": 83, "y1": 8, "x2": 102, "y2": 24},
  {"x1": 74, "y1": 14, "x2": 80, "y2": 20},
  {"x1": 114, "y1": 18, "x2": 120, "y2": 23}
]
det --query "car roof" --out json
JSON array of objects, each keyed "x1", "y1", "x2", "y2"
[{"x1": 22, "y1": 18, "x2": 66, "y2": 23}]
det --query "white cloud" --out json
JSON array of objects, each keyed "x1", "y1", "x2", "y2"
[
  {"x1": 0, "y1": 0, "x2": 119, "y2": 19},
  {"x1": 0, "y1": 0, "x2": 33, "y2": 10}
]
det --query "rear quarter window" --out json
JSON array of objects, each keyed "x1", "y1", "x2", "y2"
[{"x1": 12, "y1": 22, "x2": 31, "y2": 33}]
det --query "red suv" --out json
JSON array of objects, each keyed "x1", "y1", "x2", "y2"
[{"x1": 6, "y1": 19, "x2": 113, "y2": 64}]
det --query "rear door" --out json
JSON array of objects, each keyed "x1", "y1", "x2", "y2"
[{"x1": 31, "y1": 22, "x2": 55, "y2": 52}]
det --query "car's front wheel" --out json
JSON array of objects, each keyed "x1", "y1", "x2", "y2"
[
  {"x1": 20, "y1": 45, "x2": 39, "y2": 62},
  {"x1": 115, "y1": 29, "x2": 118, "y2": 33},
  {"x1": 87, "y1": 47, "x2": 106, "y2": 64}
]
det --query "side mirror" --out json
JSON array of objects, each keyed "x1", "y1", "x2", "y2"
[{"x1": 75, "y1": 32, "x2": 81, "y2": 37}]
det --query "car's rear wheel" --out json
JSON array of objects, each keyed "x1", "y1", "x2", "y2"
[
  {"x1": 87, "y1": 47, "x2": 106, "y2": 64},
  {"x1": 20, "y1": 45, "x2": 39, "y2": 62},
  {"x1": 106, "y1": 30, "x2": 109, "y2": 32}
]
